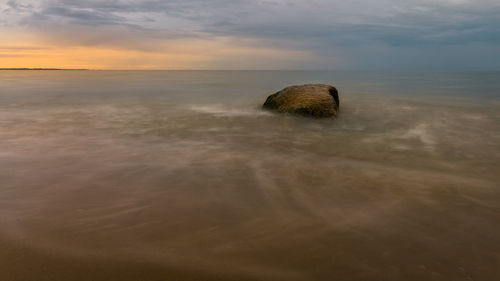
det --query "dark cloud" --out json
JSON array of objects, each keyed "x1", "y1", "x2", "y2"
[
  {"x1": 6, "y1": 0, "x2": 32, "y2": 10},
  {"x1": 40, "y1": 6, "x2": 127, "y2": 25}
]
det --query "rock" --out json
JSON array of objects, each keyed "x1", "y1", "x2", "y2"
[{"x1": 263, "y1": 84, "x2": 339, "y2": 117}]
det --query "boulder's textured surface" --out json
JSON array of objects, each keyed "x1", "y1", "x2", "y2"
[{"x1": 263, "y1": 84, "x2": 339, "y2": 117}]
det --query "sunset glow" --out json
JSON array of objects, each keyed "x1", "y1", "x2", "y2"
[{"x1": 1, "y1": 29, "x2": 315, "y2": 69}]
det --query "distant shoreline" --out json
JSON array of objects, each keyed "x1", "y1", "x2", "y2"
[
  {"x1": 0, "y1": 68, "x2": 88, "y2": 71},
  {"x1": 1, "y1": 68, "x2": 498, "y2": 72}
]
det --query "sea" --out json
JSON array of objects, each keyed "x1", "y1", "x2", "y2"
[{"x1": 1, "y1": 70, "x2": 499, "y2": 281}]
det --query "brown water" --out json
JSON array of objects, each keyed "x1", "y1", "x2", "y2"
[{"x1": 1, "y1": 71, "x2": 499, "y2": 281}]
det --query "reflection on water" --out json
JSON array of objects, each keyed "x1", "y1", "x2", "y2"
[{"x1": 1, "y1": 71, "x2": 500, "y2": 281}]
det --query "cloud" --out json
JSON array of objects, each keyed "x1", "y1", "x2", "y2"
[{"x1": 1, "y1": 0, "x2": 500, "y2": 69}]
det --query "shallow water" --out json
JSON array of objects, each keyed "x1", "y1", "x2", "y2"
[{"x1": 1, "y1": 71, "x2": 499, "y2": 281}]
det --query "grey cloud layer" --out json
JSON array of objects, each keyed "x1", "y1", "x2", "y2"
[{"x1": 2, "y1": 0, "x2": 500, "y2": 69}]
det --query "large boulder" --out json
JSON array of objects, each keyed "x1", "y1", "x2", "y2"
[{"x1": 263, "y1": 84, "x2": 339, "y2": 117}]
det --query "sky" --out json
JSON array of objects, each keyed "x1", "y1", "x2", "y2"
[{"x1": 1, "y1": 0, "x2": 499, "y2": 70}]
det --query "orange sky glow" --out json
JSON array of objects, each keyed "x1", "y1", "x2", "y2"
[{"x1": 0, "y1": 27, "x2": 317, "y2": 70}]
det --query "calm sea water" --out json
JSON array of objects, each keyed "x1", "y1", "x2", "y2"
[{"x1": 1, "y1": 71, "x2": 499, "y2": 281}]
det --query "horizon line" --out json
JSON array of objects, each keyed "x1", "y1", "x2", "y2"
[{"x1": 1, "y1": 68, "x2": 499, "y2": 72}]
